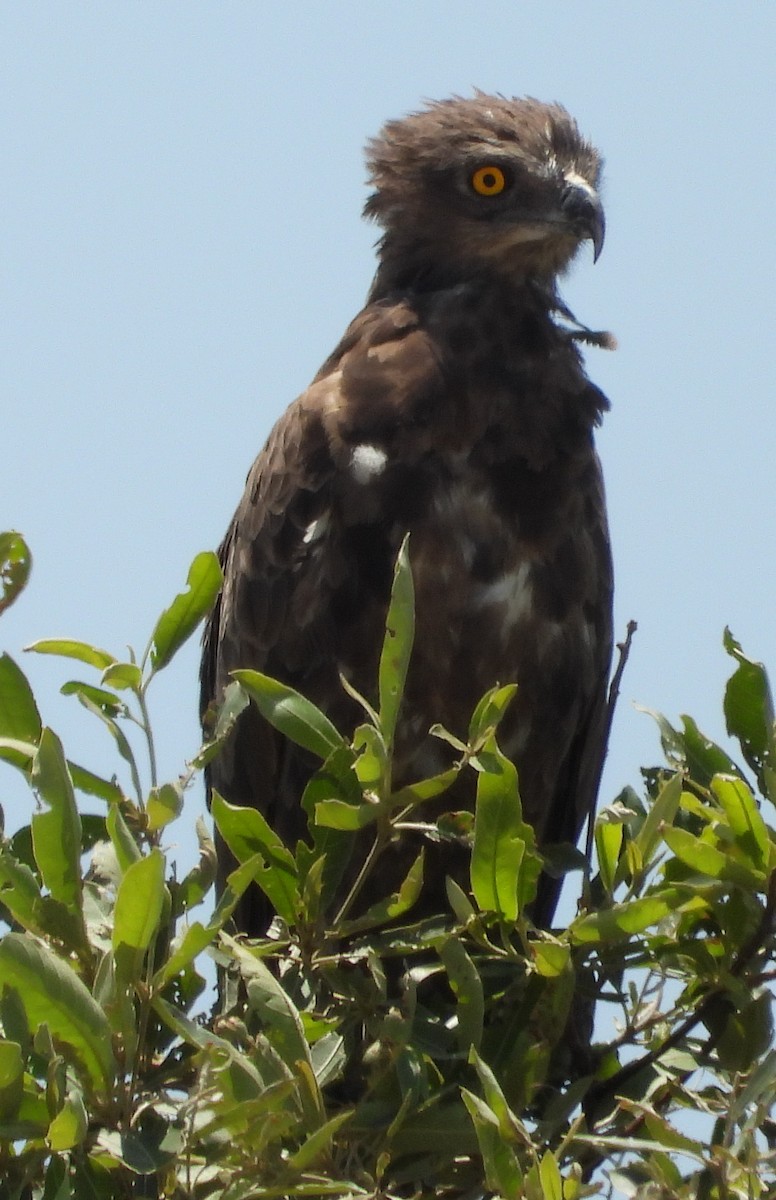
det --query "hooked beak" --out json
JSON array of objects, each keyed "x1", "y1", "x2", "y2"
[{"x1": 560, "y1": 179, "x2": 605, "y2": 262}]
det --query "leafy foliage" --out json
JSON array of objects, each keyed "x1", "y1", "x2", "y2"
[{"x1": 1, "y1": 530, "x2": 776, "y2": 1198}]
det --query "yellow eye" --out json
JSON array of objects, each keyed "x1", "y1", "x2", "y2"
[{"x1": 470, "y1": 165, "x2": 507, "y2": 196}]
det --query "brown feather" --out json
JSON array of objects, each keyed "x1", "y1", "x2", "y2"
[{"x1": 201, "y1": 93, "x2": 614, "y2": 933}]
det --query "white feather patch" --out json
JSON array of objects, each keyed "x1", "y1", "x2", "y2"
[
  {"x1": 350, "y1": 443, "x2": 388, "y2": 484},
  {"x1": 473, "y1": 562, "x2": 533, "y2": 629},
  {"x1": 302, "y1": 513, "x2": 330, "y2": 545}
]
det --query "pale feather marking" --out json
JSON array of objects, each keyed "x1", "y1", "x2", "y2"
[
  {"x1": 302, "y1": 513, "x2": 330, "y2": 545},
  {"x1": 350, "y1": 443, "x2": 388, "y2": 483},
  {"x1": 473, "y1": 562, "x2": 534, "y2": 630}
]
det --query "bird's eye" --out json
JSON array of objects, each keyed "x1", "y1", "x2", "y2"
[{"x1": 470, "y1": 165, "x2": 508, "y2": 196}]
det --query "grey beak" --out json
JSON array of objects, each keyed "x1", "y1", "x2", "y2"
[{"x1": 560, "y1": 182, "x2": 606, "y2": 262}]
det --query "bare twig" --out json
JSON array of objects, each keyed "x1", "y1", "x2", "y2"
[
  {"x1": 584, "y1": 619, "x2": 638, "y2": 868},
  {"x1": 577, "y1": 867, "x2": 776, "y2": 1181}
]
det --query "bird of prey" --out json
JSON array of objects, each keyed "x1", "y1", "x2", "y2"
[{"x1": 201, "y1": 93, "x2": 613, "y2": 936}]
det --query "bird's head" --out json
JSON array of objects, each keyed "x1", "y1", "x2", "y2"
[{"x1": 365, "y1": 93, "x2": 604, "y2": 292}]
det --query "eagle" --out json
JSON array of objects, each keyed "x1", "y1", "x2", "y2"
[{"x1": 201, "y1": 93, "x2": 614, "y2": 937}]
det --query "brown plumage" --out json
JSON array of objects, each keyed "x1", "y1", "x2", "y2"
[{"x1": 201, "y1": 93, "x2": 614, "y2": 935}]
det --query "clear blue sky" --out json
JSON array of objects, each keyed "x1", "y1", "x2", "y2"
[{"x1": 3, "y1": 4, "x2": 776, "y2": 887}]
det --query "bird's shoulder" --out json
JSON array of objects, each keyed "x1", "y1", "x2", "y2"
[
  {"x1": 231, "y1": 291, "x2": 461, "y2": 529},
  {"x1": 203, "y1": 295, "x2": 444, "y2": 681}
]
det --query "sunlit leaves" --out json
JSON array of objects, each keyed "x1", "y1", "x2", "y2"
[
  {"x1": 595, "y1": 811, "x2": 624, "y2": 895},
  {"x1": 4, "y1": 531, "x2": 776, "y2": 1196},
  {"x1": 724, "y1": 628, "x2": 776, "y2": 800},
  {"x1": 211, "y1": 791, "x2": 300, "y2": 923},
  {"x1": 194, "y1": 678, "x2": 249, "y2": 767},
  {"x1": 149, "y1": 549, "x2": 222, "y2": 672},
  {"x1": 234, "y1": 669, "x2": 345, "y2": 760},
  {"x1": 378, "y1": 533, "x2": 414, "y2": 752},
  {"x1": 27, "y1": 639, "x2": 116, "y2": 670},
  {"x1": 113, "y1": 850, "x2": 166, "y2": 964},
  {"x1": 0, "y1": 654, "x2": 41, "y2": 743},
  {"x1": 439, "y1": 936, "x2": 484, "y2": 1051},
  {"x1": 336, "y1": 850, "x2": 425, "y2": 935},
  {"x1": 712, "y1": 773, "x2": 770, "y2": 873},
  {"x1": 571, "y1": 891, "x2": 708, "y2": 943},
  {"x1": 146, "y1": 782, "x2": 183, "y2": 831},
  {"x1": 0, "y1": 936, "x2": 115, "y2": 1096},
  {"x1": 468, "y1": 683, "x2": 518, "y2": 744},
  {"x1": 0, "y1": 532, "x2": 31, "y2": 617},
  {"x1": 470, "y1": 736, "x2": 538, "y2": 920},
  {"x1": 29, "y1": 729, "x2": 88, "y2": 955}
]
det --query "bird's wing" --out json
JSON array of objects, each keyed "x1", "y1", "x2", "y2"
[
  {"x1": 200, "y1": 297, "x2": 449, "y2": 930},
  {"x1": 529, "y1": 449, "x2": 613, "y2": 926}
]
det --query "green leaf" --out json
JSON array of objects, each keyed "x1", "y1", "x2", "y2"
[
  {"x1": 175, "y1": 817, "x2": 217, "y2": 910},
  {"x1": 727, "y1": 1047, "x2": 776, "y2": 1123},
  {"x1": 149, "y1": 550, "x2": 222, "y2": 671},
  {"x1": 471, "y1": 738, "x2": 527, "y2": 921},
  {"x1": 0, "y1": 735, "x2": 37, "y2": 775},
  {"x1": 26, "y1": 639, "x2": 116, "y2": 670},
  {"x1": 211, "y1": 852, "x2": 277, "y2": 929},
  {"x1": 314, "y1": 798, "x2": 379, "y2": 830},
  {"x1": 634, "y1": 771, "x2": 683, "y2": 866},
  {"x1": 285, "y1": 1110, "x2": 353, "y2": 1172},
  {"x1": 153, "y1": 996, "x2": 269, "y2": 1095},
  {"x1": 68, "y1": 761, "x2": 124, "y2": 805},
  {"x1": 461, "y1": 1089, "x2": 523, "y2": 1198},
  {"x1": 678, "y1": 714, "x2": 743, "y2": 786},
  {"x1": 632, "y1": 1106, "x2": 705, "y2": 1156},
  {"x1": 60, "y1": 680, "x2": 124, "y2": 717},
  {"x1": 446, "y1": 876, "x2": 477, "y2": 924},
  {"x1": 0, "y1": 532, "x2": 32, "y2": 616},
  {"x1": 352, "y1": 723, "x2": 387, "y2": 789},
  {"x1": 0, "y1": 654, "x2": 41, "y2": 742},
  {"x1": 75, "y1": 696, "x2": 140, "y2": 791},
  {"x1": 106, "y1": 805, "x2": 141, "y2": 871},
  {"x1": 378, "y1": 535, "x2": 414, "y2": 751},
  {"x1": 571, "y1": 890, "x2": 707, "y2": 943},
  {"x1": 301, "y1": 745, "x2": 361, "y2": 906},
  {"x1": 391, "y1": 764, "x2": 461, "y2": 810},
  {"x1": 30, "y1": 729, "x2": 84, "y2": 919},
  {"x1": 661, "y1": 826, "x2": 729, "y2": 879},
  {"x1": 211, "y1": 792, "x2": 300, "y2": 924},
  {"x1": 337, "y1": 850, "x2": 425, "y2": 935},
  {"x1": 233, "y1": 670, "x2": 344, "y2": 760},
  {"x1": 595, "y1": 816, "x2": 623, "y2": 895},
  {"x1": 100, "y1": 662, "x2": 142, "y2": 691},
  {"x1": 468, "y1": 1047, "x2": 524, "y2": 1138},
  {"x1": 704, "y1": 988, "x2": 774, "y2": 1072},
  {"x1": 575, "y1": 1132, "x2": 707, "y2": 1164},
  {"x1": 0, "y1": 934, "x2": 115, "y2": 1094},
  {"x1": 723, "y1": 629, "x2": 776, "y2": 797},
  {"x1": 468, "y1": 683, "x2": 518, "y2": 744},
  {"x1": 211, "y1": 792, "x2": 297, "y2": 876},
  {"x1": 712, "y1": 774, "x2": 770, "y2": 873},
  {"x1": 228, "y1": 939, "x2": 322, "y2": 1128},
  {"x1": 533, "y1": 939, "x2": 571, "y2": 979},
  {"x1": 386, "y1": 1099, "x2": 480, "y2": 1158},
  {"x1": 0, "y1": 732, "x2": 123, "y2": 806},
  {"x1": 439, "y1": 936, "x2": 484, "y2": 1051},
  {"x1": 539, "y1": 1150, "x2": 563, "y2": 1200},
  {"x1": 146, "y1": 782, "x2": 183, "y2": 831},
  {"x1": 0, "y1": 1039, "x2": 24, "y2": 1121},
  {"x1": 47, "y1": 1090, "x2": 88, "y2": 1151},
  {"x1": 194, "y1": 678, "x2": 250, "y2": 766},
  {"x1": 152, "y1": 923, "x2": 214, "y2": 990},
  {"x1": 0, "y1": 849, "x2": 42, "y2": 932},
  {"x1": 112, "y1": 850, "x2": 166, "y2": 957}
]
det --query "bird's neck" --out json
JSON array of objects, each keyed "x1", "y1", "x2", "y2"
[{"x1": 367, "y1": 233, "x2": 557, "y2": 304}]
